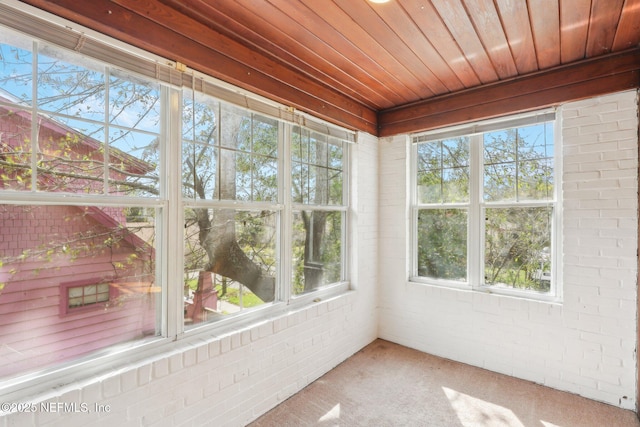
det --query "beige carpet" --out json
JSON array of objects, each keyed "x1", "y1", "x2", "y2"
[{"x1": 250, "y1": 339, "x2": 640, "y2": 427}]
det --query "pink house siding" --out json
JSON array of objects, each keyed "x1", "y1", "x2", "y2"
[
  {"x1": 0, "y1": 101, "x2": 157, "y2": 377},
  {"x1": 0, "y1": 204, "x2": 156, "y2": 377}
]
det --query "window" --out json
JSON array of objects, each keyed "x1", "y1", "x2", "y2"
[
  {"x1": 68, "y1": 284, "x2": 110, "y2": 308},
  {"x1": 0, "y1": 28, "x2": 162, "y2": 379},
  {"x1": 0, "y1": 7, "x2": 352, "y2": 388},
  {"x1": 291, "y1": 127, "x2": 347, "y2": 295},
  {"x1": 60, "y1": 280, "x2": 116, "y2": 315},
  {"x1": 181, "y1": 95, "x2": 281, "y2": 325},
  {"x1": 411, "y1": 112, "x2": 559, "y2": 299}
]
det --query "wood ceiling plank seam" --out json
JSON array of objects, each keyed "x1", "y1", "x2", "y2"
[
  {"x1": 400, "y1": 0, "x2": 482, "y2": 88},
  {"x1": 429, "y1": 0, "x2": 500, "y2": 83},
  {"x1": 332, "y1": 0, "x2": 442, "y2": 97},
  {"x1": 290, "y1": 0, "x2": 429, "y2": 106},
  {"x1": 612, "y1": 0, "x2": 640, "y2": 51},
  {"x1": 175, "y1": 0, "x2": 393, "y2": 110},
  {"x1": 150, "y1": 0, "x2": 416, "y2": 117},
  {"x1": 230, "y1": 0, "x2": 396, "y2": 108},
  {"x1": 585, "y1": 0, "x2": 625, "y2": 57},
  {"x1": 261, "y1": 0, "x2": 405, "y2": 109},
  {"x1": 379, "y1": 48, "x2": 640, "y2": 129},
  {"x1": 528, "y1": 0, "x2": 562, "y2": 69},
  {"x1": 325, "y1": 0, "x2": 437, "y2": 101},
  {"x1": 460, "y1": 0, "x2": 518, "y2": 79},
  {"x1": 370, "y1": 1, "x2": 463, "y2": 94},
  {"x1": 493, "y1": 0, "x2": 538, "y2": 74},
  {"x1": 559, "y1": 0, "x2": 591, "y2": 64},
  {"x1": 379, "y1": 69, "x2": 639, "y2": 136},
  {"x1": 21, "y1": 0, "x2": 377, "y2": 134},
  {"x1": 299, "y1": 0, "x2": 426, "y2": 102}
]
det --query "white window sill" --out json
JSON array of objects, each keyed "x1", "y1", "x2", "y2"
[{"x1": 408, "y1": 277, "x2": 562, "y2": 304}]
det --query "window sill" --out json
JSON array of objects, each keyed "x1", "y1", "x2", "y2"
[
  {"x1": 408, "y1": 277, "x2": 562, "y2": 304},
  {"x1": 184, "y1": 281, "x2": 351, "y2": 339}
]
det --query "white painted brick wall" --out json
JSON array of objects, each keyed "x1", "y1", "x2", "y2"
[
  {"x1": 378, "y1": 90, "x2": 639, "y2": 410},
  {"x1": 0, "y1": 132, "x2": 379, "y2": 427}
]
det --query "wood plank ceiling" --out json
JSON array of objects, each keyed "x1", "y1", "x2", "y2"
[{"x1": 19, "y1": 0, "x2": 640, "y2": 136}]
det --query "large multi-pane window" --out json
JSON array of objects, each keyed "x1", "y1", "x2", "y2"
[
  {"x1": 181, "y1": 93, "x2": 281, "y2": 325},
  {"x1": 291, "y1": 127, "x2": 346, "y2": 295},
  {"x1": 0, "y1": 16, "x2": 350, "y2": 385},
  {"x1": 0, "y1": 30, "x2": 162, "y2": 379},
  {"x1": 411, "y1": 113, "x2": 559, "y2": 298}
]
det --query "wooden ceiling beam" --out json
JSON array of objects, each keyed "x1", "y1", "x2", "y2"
[
  {"x1": 378, "y1": 48, "x2": 640, "y2": 137},
  {"x1": 20, "y1": 0, "x2": 378, "y2": 135}
]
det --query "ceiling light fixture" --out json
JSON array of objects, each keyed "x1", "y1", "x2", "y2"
[{"x1": 369, "y1": 0, "x2": 391, "y2": 3}]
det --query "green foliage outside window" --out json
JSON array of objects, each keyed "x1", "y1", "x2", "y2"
[{"x1": 415, "y1": 122, "x2": 555, "y2": 292}]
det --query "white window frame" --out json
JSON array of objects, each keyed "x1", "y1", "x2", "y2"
[
  {"x1": 289, "y1": 126, "x2": 350, "y2": 297},
  {"x1": 409, "y1": 110, "x2": 562, "y2": 302},
  {"x1": 0, "y1": 0, "x2": 353, "y2": 401}
]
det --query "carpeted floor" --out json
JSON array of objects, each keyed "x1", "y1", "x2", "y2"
[{"x1": 249, "y1": 339, "x2": 640, "y2": 427}]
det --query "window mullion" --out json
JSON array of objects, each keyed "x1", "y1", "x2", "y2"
[
  {"x1": 165, "y1": 86, "x2": 183, "y2": 339},
  {"x1": 342, "y1": 140, "x2": 349, "y2": 283},
  {"x1": 280, "y1": 122, "x2": 292, "y2": 303},
  {"x1": 468, "y1": 134, "x2": 482, "y2": 288},
  {"x1": 103, "y1": 67, "x2": 110, "y2": 194},
  {"x1": 409, "y1": 142, "x2": 418, "y2": 278},
  {"x1": 30, "y1": 40, "x2": 38, "y2": 192}
]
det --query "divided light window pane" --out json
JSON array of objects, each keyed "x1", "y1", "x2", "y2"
[
  {"x1": 36, "y1": 44, "x2": 106, "y2": 120},
  {"x1": 222, "y1": 105, "x2": 278, "y2": 203},
  {"x1": 182, "y1": 89, "x2": 219, "y2": 200},
  {"x1": 417, "y1": 208, "x2": 468, "y2": 281},
  {"x1": 0, "y1": 33, "x2": 33, "y2": 106},
  {"x1": 292, "y1": 210, "x2": 343, "y2": 294},
  {"x1": 183, "y1": 208, "x2": 277, "y2": 326},
  {"x1": 483, "y1": 123, "x2": 554, "y2": 202},
  {"x1": 291, "y1": 126, "x2": 346, "y2": 296},
  {"x1": 416, "y1": 137, "x2": 469, "y2": 204},
  {"x1": 0, "y1": 204, "x2": 159, "y2": 378},
  {"x1": 484, "y1": 206, "x2": 553, "y2": 292},
  {"x1": 292, "y1": 127, "x2": 344, "y2": 206},
  {"x1": 0, "y1": 104, "x2": 33, "y2": 191}
]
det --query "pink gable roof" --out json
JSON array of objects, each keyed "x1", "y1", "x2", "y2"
[{"x1": 0, "y1": 94, "x2": 153, "y2": 176}]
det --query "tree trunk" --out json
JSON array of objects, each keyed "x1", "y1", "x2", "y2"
[
  {"x1": 301, "y1": 210, "x2": 327, "y2": 292},
  {"x1": 194, "y1": 106, "x2": 275, "y2": 302},
  {"x1": 302, "y1": 140, "x2": 329, "y2": 291}
]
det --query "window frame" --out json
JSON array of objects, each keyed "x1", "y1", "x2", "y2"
[
  {"x1": 289, "y1": 126, "x2": 349, "y2": 298},
  {"x1": 409, "y1": 111, "x2": 562, "y2": 302},
  {"x1": 0, "y1": 2, "x2": 354, "y2": 400}
]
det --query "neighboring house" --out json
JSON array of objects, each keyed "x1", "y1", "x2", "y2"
[{"x1": 0, "y1": 96, "x2": 157, "y2": 377}]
